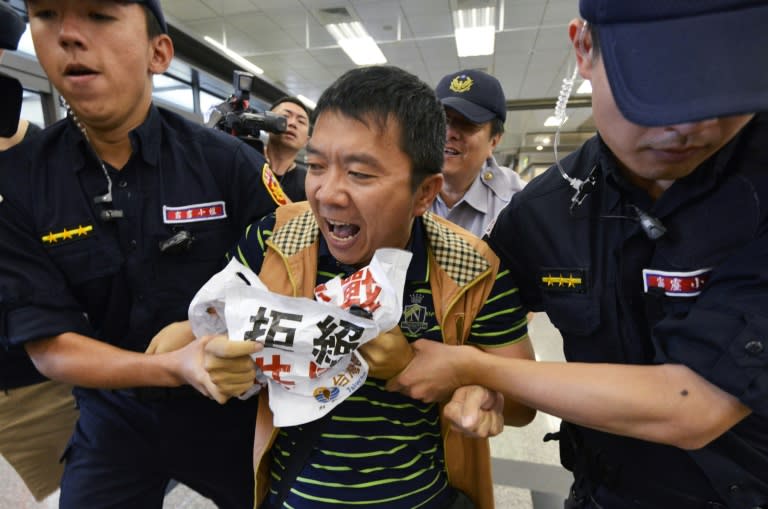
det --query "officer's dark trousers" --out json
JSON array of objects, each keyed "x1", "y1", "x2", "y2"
[
  {"x1": 565, "y1": 485, "x2": 729, "y2": 509},
  {"x1": 60, "y1": 388, "x2": 258, "y2": 509}
]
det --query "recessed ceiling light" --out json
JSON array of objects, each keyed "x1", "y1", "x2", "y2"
[
  {"x1": 325, "y1": 22, "x2": 387, "y2": 66},
  {"x1": 453, "y1": 7, "x2": 495, "y2": 57},
  {"x1": 204, "y1": 36, "x2": 264, "y2": 75}
]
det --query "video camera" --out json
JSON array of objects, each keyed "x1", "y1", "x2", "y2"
[{"x1": 206, "y1": 70, "x2": 287, "y2": 154}]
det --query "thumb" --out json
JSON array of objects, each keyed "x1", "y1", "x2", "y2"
[
  {"x1": 479, "y1": 389, "x2": 502, "y2": 411},
  {"x1": 204, "y1": 336, "x2": 262, "y2": 358},
  {"x1": 459, "y1": 386, "x2": 491, "y2": 426}
]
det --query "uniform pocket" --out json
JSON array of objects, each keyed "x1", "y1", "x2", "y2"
[
  {"x1": 44, "y1": 239, "x2": 121, "y2": 286},
  {"x1": 541, "y1": 293, "x2": 601, "y2": 337}
]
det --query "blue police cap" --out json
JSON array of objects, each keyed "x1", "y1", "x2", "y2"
[
  {"x1": 580, "y1": 0, "x2": 768, "y2": 126},
  {"x1": 0, "y1": 1, "x2": 25, "y2": 50},
  {"x1": 435, "y1": 69, "x2": 507, "y2": 124},
  {"x1": 126, "y1": 0, "x2": 168, "y2": 34}
]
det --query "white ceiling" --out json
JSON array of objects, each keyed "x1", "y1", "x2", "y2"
[{"x1": 160, "y1": 0, "x2": 594, "y2": 162}]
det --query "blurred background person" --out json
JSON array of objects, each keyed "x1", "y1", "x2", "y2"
[{"x1": 264, "y1": 96, "x2": 310, "y2": 201}]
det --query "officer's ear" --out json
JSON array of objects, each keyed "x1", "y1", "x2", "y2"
[
  {"x1": 412, "y1": 173, "x2": 443, "y2": 217},
  {"x1": 488, "y1": 131, "x2": 502, "y2": 156},
  {"x1": 569, "y1": 19, "x2": 594, "y2": 79},
  {"x1": 148, "y1": 34, "x2": 174, "y2": 76}
]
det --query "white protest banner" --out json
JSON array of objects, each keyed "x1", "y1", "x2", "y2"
[{"x1": 188, "y1": 248, "x2": 412, "y2": 426}]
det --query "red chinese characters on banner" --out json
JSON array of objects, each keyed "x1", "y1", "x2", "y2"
[
  {"x1": 256, "y1": 354, "x2": 295, "y2": 387},
  {"x1": 309, "y1": 361, "x2": 331, "y2": 380},
  {"x1": 315, "y1": 267, "x2": 383, "y2": 314}
]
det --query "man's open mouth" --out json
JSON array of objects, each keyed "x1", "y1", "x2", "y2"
[
  {"x1": 64, "y1": 64, "x2": 98, "y2": 77},
  {"x1": 327, "y1": 219, "x2": 360, "y2": 241}
]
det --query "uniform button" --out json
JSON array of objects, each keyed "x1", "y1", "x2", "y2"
[
  {"x1": 118, "y1": 180, "x2": 128, "y2": 188},
  {"x1": 745, "y1": 340, "x2": 764, "y2": 355},
  {"x1": 137, "y1": 294, "x2": 145, "y2": 302},
  {"x1": 129, "y1": 239, "x2": 137, "y2": 250},
  {"x1": 483, "y1": 171, "x2": 493, "y2": 181},
  {"x1": 729, "y1": 484, "x2": 739, "y2": 493}
]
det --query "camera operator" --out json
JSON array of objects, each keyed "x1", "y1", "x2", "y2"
[
  {"x1": 207, "y1": 70, "x2": 290, "y2": 161},
  {"x1": 264, "y1": 96, "x2": 310, "y2": 201}
]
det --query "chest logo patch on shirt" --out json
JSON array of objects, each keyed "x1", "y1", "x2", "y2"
[
  {"x1": 262, "y1": 163, "x2": 289, "y2": 206},
  {"x1": 539, "y1": 268, "x2": 587, "y2": 293},
  {"x1": 41, "y1": 224, "x2": 94, "y2": 245},
  {"x1": 401, "y1": 293, "x2": 430, "y2": 335},
  {"x1": 163, "y1": 201, "x2": 227, "y2": 224},
  {"x1": 642, "y1": 268, "x2": 712, "y2": 297}
]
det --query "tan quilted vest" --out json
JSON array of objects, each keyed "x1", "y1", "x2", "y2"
[{"x1": 252, "y1": 202, "x2": 499, "y2": 509}]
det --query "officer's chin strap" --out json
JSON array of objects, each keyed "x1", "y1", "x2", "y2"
[{"x1": 63, "y1": 99, "x2": 124, "y2": 221}]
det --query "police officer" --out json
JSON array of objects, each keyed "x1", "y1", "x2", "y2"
[
  {"x1": 390, "y1": 1, "x2": 768, "y2": 507},
  {"x1": 430, "y1": 69, "x2": 525, "y2": 237},
  {"x1": 0, "y1": 1, "x2": 80, "y2": 503},
  {"x1": 0, "y1": 1, "x2": 282, "y2": 507}
]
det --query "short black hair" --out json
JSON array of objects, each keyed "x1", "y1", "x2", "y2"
[
  {"x1": 141, "y1": 4, "x2": 164, "y2": 39},
  {"x1": 313, "y1": 65, "x2": 445, "y2": 190},
  {"x1": 489, "y1": 118, "x2": 505, "y2": 137},
  {"x1": 270, "y1": 96, "x2": 311, "y2": 119},
  {"x1": 23, "y1": 2, "x2": 164, "y2": 38}
]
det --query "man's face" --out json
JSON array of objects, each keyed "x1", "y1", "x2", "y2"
[
  {"x1": 270, "y1": 101, "x2": 309, "y2": 151},
  {"x1": 306, "y1": 110, "x2": 441, "y2": 267},
  {"x1": 443, "y1": 108, "x2": 501, "y2": 181},
  {"x1": 27, "y1": 0, "x2": 170, "y2": 130},
  {"x1": 583, "y1": 44, "x2": 753, "y2": 193}
]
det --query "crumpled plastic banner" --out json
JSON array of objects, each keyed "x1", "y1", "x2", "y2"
[{"x1": 188, "y1": 248, "x2": 412, "y2": 427}]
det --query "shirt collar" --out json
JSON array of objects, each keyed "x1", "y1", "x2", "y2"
[
  {"x1": 130, "y1": 104, "x2": 163, "y2": 167},
  {"x1": 439, "y1": 157, "x2": 503, "y2": 214},
  {"x1": 65, "y1": 103, "x2": 162, "y2": 173}
]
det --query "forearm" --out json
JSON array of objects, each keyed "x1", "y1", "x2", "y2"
[
  {"x1": 26, "y1": 332, "x2": 185, "y2": 389},
  {"x1": 460, "y1": 348, "x2": 750, "y2": 449},
  {"x1": 502, "y1": 396, "x2": 536, "y2": 427},
  {"x1": 480, "y1": 340, "x2": 537, "y2": 427}
]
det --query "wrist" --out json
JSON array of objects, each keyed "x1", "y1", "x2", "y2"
[
  {"x1": 158, "y1": 350, "x2": 186, "y2": 387},
  {"x1": 454, "y1": 345, "x2": 480, "y2": 387}
]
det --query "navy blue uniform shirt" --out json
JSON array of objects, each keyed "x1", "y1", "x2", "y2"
[
  {"x1": 489, "y1": 114, "x2": 768, "y2": 507},
  {"x1": 0, "y1": 105, "x2": 284, "y2": 388}
]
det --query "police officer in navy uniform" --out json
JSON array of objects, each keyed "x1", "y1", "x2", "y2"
[
  {"x1": 0, "y1": 1, "x2": 81, "y2": 503},
  {"x1": 390, "y1": 1, "x2": 768, "y2": 507},
  {"x1": 0, "y1": 1, "x2": 280, "y2": 507}
]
